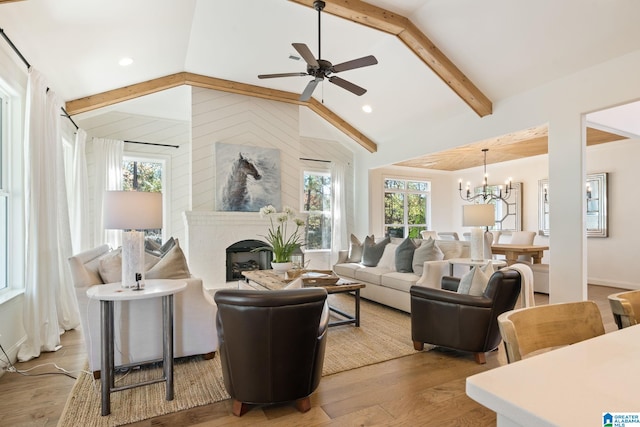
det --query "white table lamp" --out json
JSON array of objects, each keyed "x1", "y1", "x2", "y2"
[
  {"x1": 463, "y1": 204, "x2": 495, "y2": 262},
  {"x1": 103, "y1": 191, "x2": 163, "y2": 289}
]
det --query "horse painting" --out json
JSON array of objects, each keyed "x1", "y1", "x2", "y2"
[
  {"x1": 222, "y1": 153, "x2": 262, "y2": 211},
  {"x1": 215, "y1": 143, "x2": 281, "y2": 212}
]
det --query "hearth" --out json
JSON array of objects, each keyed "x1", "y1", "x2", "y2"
[{"x1": 226, "y1": 239, "x2": 273, "y2": 281}]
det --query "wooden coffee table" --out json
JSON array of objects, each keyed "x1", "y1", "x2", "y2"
[{"x1": 241, "y1": 270, "x2": 365, "y2": 327}]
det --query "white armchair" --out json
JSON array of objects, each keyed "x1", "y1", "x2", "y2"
[{"x1": 68, "y1": 244, "x2": 218, "y2": 376}]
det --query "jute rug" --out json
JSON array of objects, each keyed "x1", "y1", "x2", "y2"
[{"x1": 58, "y1": 293, "x2": 419, "y2": 426}]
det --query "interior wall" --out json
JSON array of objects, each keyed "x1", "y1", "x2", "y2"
[
  {"x1": 355, "y1": 49, "x2": 640, "y2": 302},
  {"x1": 370, "y1": 139, "x2": 639, "y2": 290}
]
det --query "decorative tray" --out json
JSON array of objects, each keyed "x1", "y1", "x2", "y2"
[{"x1": 286, "y1": 269, "x2": 340, "y2": 286}]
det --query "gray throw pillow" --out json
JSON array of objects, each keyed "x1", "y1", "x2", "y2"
[
  {"x1": 361, "y1": 236, "x2": 390, "y2": 267},
  {"x1": 412, "y1": 237, "x2": 444, "y2": 276},
  {"x1": 395, "y1": 237, "x2": 418, "y2": 273}
]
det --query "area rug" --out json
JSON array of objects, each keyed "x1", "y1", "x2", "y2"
[{"x1": 58, "y1": 294, "x2": 419, "y2": 426}]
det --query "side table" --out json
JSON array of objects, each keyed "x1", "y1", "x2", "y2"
[
  {"x1": 86, "y1": 279, "x2": 187, "y2": 416},
  {"x1": 448, "y1": 258, "x2": 507, "y2": 276}
]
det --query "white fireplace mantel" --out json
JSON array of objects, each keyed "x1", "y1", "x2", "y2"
[{"x1": 183, "y1": 211, "x2": 271, "y2": 288}]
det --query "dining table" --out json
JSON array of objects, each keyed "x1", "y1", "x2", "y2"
[
  {"x1": 491, "y1": 244, "x2": 548, "y2": 265},
  {"x1": 466, "y1": 324, "x2": 640, "y2": 427}
]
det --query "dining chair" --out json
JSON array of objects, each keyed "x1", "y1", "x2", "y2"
[
  {"x1": 497, "y1": 300, "x2": 605, "y2": 363},
  {"x1": 608, "y1": 289, "x2": 640, "y2": 329},
  {"x1": 508, "y1": 231, "x2": 537, "y2": 262},
  {"x1": 420, "y1": 230, "x2": 438, "y2": 240},
  {"x1": 437, "y1": 232, "x2": 460, "y2": 241}
]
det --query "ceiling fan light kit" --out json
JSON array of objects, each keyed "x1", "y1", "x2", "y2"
[{"x1": 258, "y1": 0, "x2": 378, "y2": 101}]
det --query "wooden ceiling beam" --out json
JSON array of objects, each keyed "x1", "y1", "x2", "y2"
[
  {"x1": 64, "y1": 72, "x2": 377, "y2": 153},
  {"x1": 289, "y1": 0, "x2": 493, "y2": 117}
]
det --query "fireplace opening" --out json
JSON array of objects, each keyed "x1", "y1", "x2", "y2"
[{"x1": 226, "y1": 239, "x2": 273, "y2": 281}]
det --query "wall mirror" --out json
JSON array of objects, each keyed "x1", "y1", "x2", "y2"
[
  {"x1": 474, "y1": 182, "x2": 523, "y2": 232},
  {"x1": 538, "y1": 172, "x2": 608, "y2": 237}
]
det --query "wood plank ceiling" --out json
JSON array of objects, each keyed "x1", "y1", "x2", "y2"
[{"x1": 394, "y1": 125, "x2": 629, "y2": 171}]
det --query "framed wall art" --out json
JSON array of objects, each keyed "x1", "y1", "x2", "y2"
[{"x1": 215, "y1": 143, "x2": 281, "y2": 212}]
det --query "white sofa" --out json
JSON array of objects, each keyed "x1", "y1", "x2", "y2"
[
  {"x1": 333, "y1": 239, "x2": 470, "y2": 313},
  {"x1": 68, "y1": 244, "x2": 218, "y2": 375}
]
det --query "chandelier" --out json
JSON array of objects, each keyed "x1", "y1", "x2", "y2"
[{"x1": 458, "y1": 149, "x2": 513, "y2": 203}]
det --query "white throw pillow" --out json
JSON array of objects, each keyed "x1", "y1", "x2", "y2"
[
  {"x1": 377, "y1": 243, "x2": 398, "y2": 271},
  {"x1": 457, "y1": 262, "x2": 494, "y2": 296}
]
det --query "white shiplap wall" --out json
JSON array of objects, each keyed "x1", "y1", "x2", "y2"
[
  {"x1": 191, "y1": 87, "x2": 301, "y2": 211},
  {"x1": 75, "y1": 111, "x2": 191, "y2": 245}
]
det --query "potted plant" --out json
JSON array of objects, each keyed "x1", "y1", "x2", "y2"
[{"x1": 254, "y1": 205, "x2": 305, "y2": 272}]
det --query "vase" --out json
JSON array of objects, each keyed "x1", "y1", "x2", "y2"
[{"x1": 271, "y1": 261, "x2": 293, "y2": 274}]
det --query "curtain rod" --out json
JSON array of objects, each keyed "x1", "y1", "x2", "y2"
[
  {"x1": 0, "y1": 28, "x2": 30, "y2": 69},
  {"x1": 0, "y1": 28, "x2": 179, "y2": 150},
  {"x1": 300, "y1": 157, "x2": 331, "y2": 163},
  {"x1": 125, "y1": 140, "x2": 179, "y2": 149}
]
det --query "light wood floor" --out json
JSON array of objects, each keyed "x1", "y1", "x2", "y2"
[{"x1": 0, "y1": 285, "x2": 623, "y2": 426}]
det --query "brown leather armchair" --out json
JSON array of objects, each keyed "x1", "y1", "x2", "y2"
[
  {"x1": 214, "y1": 287, "x2": 329, "y2": 416},
  {"x1": 410, "y1": 269, "x2": 521, "y2": 364}
]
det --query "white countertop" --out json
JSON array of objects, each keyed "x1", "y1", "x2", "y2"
[
  {"x1": 86, "y1": 279, "x2": 187, "y2": 301},
  {"x1": 466, "y1": 324, "x2": 640, "y2": 426}
]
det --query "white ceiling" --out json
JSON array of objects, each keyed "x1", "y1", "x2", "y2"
[{"x1": 2, "y1": 0, "x2": 640, "y2": 151}]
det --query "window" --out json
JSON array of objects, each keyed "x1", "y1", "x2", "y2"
[
  {"x1": 384, "y1": 178, "x2": 431, "y2": 238},
  {"x1": 122, "y1": 156, "x2": 164, "y2": 242},
  {"x1": 302, "y1": 171, "x2": 331, "y2": 250},
  {"x1": 0, "y1": 89, "x2": 8, "y2": 291}
]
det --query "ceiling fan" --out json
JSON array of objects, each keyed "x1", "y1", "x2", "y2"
[{"x1": 258, "y1": 0, "x2": 378, "y2": 102}]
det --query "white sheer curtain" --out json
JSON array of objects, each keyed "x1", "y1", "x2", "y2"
[
  {"x1": 18, "y1": 69, "x2": 80, "y2": 362},
  {"x1": 91, "y1": 137, "x2": 123, "y2": 249},
  {"x1": 68, "y1": 128, "x2": 90, "y2": 253},
  {"x1": 331, "y1": 162, "x2": 348, "y2": 265}
]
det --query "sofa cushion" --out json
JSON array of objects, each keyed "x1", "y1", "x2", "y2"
[
  {"x1": 412, "y1": 238, "x2": 444, "y2": 276},
  {"x1": 355, "y1": 266, "x2": 389, "y2": 285},
  {"x1": 395, "y1": 237, "x2": 418, "y2": 273},
  {"x1": 381, "y1": 272, "x2": 420, "y2": 292},
  {"x1": 457, "y1": 262, "x2": 494, "y2": 296},
  {"x1": 333, "y1": 262, "x2": 363, "y2": 279},
  {"x1": 361, "y1": 236, "x2": 390, "y2": 267},
  {"x1": 347, "y1": 234, "x2": 368, "y2": 263},
  {"x1": 377, "y1": 243, "x2": 398, "y2": 271}
]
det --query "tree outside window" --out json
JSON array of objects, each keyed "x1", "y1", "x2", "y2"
[
  {"x1": 303, "y1": 171, "x2": 331, "y2": 250},
  {"x1": 122, "y1": 158, "x2": 163, "y2": 242},
  {"x1": 384, "y1": 178, "x2": 430, "y2": 238}
]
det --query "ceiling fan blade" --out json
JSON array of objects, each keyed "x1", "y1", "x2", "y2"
[
  {"x1": 258, "y1": 72, "x2": 308, "y2": 79},
  {"x1": 328, "y1": 76, "x2": 367, "y2": 96},
  {"x1": 332, "y1": 55, "x2": 378, "y2": 73},
  {"x1": 299, "y1": 77, "x2": 323, "y2": 101},
  {"x1": 292, "y1": 43, "x2": 319, "y2": 68}
]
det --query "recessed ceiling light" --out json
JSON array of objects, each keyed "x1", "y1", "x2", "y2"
[
  {"x1": 362, "y1": 104, "x2": 372, "y2": 113},
  {"x1": 119, "y1": 57, "x2": 134, "y2": 67}
]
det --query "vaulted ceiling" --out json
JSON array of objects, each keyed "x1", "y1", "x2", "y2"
[{"x1": 1, "y1": 0, "x2": 639, "y2": 166}]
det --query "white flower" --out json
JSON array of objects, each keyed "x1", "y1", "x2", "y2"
[
  {"x1": 259, "y1": 205, "x2": 276, "y2": 218},
  {"x1": 294, "y1": 218, "x2": 305, "y2": 227},
  {"x1": 282, "y1": 205, "x2": 295, "y2": 218},
  {"x1": 277, "y1": 214, "x2": 288, "y2": 224}
]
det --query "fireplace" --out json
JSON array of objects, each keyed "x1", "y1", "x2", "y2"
[
  {"x1": 183, "y1": 211, "x2": 274, "y2": 287},
  {"x1": 226, "y1": 239, "x2": 272, "y2": 281}
]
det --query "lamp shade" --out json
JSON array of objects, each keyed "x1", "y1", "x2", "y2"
[
  {"x1": 462, "y1": 204, "x2": 495, "y2": 227},
  {"x1": 103, "y1": 191, "x2": 163, "y2": 230}
]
